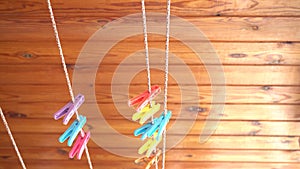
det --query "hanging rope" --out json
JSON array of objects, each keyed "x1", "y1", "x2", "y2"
[
  {"x1": 141, "y1": 0, "x2": 155, "y2": 124},
  {"x1": 141, "y1": 0, "x2": 152, "y2": 94},
  {"x1": 0, "y1": 107, "x2": 27, "y2": 169},
  {"x1": 140, "y1": 0, "x2": 171, "y2": 168},
  {"x1": 162, "y1": 0, "x2": 171, "y2": 168},
  {"x1": 46, "y1": 1, "x2": 93, "y2": 169},
  {"x1": 141, "y1": 1, "x2": 158, "y2": 168}
]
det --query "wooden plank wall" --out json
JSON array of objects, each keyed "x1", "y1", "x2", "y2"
[{"x1": 0, "y1": 0, "x2": 300, "y2": 169}]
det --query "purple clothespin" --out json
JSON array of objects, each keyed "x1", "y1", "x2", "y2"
[{"x1": 54, "y1": 94, "x2": 85, "y2": 125}]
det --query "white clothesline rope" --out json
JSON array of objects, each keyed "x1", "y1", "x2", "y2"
[
  {"x1": 140, "y1": 1, "x2": 159, "y2": 168},
  {"x1": 141, "y1": 0, "x2": 155, "y2": 125},
  {"x1": 162, "y1": 0, "x2": 171, "y2": 168},
  {"x1": 141, "y1": 0, "x2": 152, "y2": 95},
  {"x1": 140, "y1": 0, "x2": 171, "y2": 168},
  {"x1": 0, "y1": 107, "x2": 27, "y2": 169},
  {"x1": 46, "y1": 0, "x2": 93, "y2": 168}
]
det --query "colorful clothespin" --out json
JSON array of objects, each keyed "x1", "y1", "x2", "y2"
[
  {"x1": 54, "y1": 94, "x2": 85, "y2": 125},
  {"x1": 134, "y1": 116, "x2": 163, "y2": 141},
  {"x1": 145, "y1": 149, "x2": 161, "y2": 169},
  {"x1": 59, "y1": 115, "x2": 86, "y2": 146},
  {"x1": 134, "y1": 111, "x2": 172, "y2": 141},
  {"x1": 156, "y1": 111, "x2": 172, "y2": 140},
  {"x1": 138, "y1": 132, "x2": 162, "y2": 157},
  {"x1": 135, "y1": 149, "x2": 162, "y2": 169},
  {"x1": 128, "y1": 85, "x2": 161, "y2": 112},
  {"x1": 132, "y1": 101, "x2": 161, "y2": 124},
  {"x1": 69, "y1": 131, "x2": 90, "y2": 159}
]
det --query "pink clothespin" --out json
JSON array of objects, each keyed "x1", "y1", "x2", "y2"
[
  {"x1": 53, "y1": 94, "x2": 85, "y2": 125},
  {"x1": 128, "y1": 85, "x2": 161, "y2": 112},
  {"x1": 69, "y1": 131, "x2": 90, "y2": 159}
]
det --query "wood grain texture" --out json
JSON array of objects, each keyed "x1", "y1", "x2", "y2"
[
  {"x1": 0, "y1": 118, "x2": 299, "y2": 136},
  {"x1": 0, "y1": 85, "x2": 299, "y2": 104},
  {"x1": 1, "y1": 41, "x2": 298, "y2": 65},
  {"x1": 1, "y1": 65, "x2": 300, "y2": 85},
  {"x1": 1, "y1": 0, "x2": 300, "y2": 17},
  {"x1": 1, "y1": 160, "x2": 300, "y2": 169},
  {"x1": 1, "y1": 133, "x2": 299, "y2": 150},
  {"x1": 1, "y1": 17, "x2": 300, "y2": 42},
  {"x1": 0, "y1": 0, "x2": 299, "y2": 168},
  {"x1": 1, "y1": 147, "x2": 300, "y2": 163},
  {"x1": 2, "y1": 103, "x2": 299, "y2": 120}
]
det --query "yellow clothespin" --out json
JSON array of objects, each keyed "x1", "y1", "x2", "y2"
[
  {"x1": 132, "y1": 104, "x2": 151, "y2": 121},
  {"x1": 135, "y1": 149, "x2": 161, "y2": 169},
  {"x1": 132, "y1": 101, "x2": 161, "y2": 125},
  {"x1": 138, "y1": 132, "x2": 162, "y2": 157}
]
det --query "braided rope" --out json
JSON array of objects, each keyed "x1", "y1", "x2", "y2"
[
  {"x1": 46, "y1": 1, "x2": 93, "y2": 168},
  {"x1": 140, "y1": 0, "x2": 171, "y2": 168},
  {"x1": 0, "y1": 107, "x2": 27, "y2": 169},
  {"x1": 162, "y1": 0, "x2": 171, "y2": 168}
]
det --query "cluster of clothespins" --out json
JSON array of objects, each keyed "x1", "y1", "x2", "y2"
[
  {"x1": 128, "y1": 85, "x2": 172, "y2": 168},
  {"x1": 53, "y1": 94, "x2": 90, "y2": 160}
]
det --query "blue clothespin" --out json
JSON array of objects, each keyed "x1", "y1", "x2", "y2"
[
  {"x1": 134, "y1": 110, "x2": 172, "y2": 140},
  {"x1": 134, "y1": 116, "x2": 163, "y2": 140},
  {"x1": 134, "y1": 123, "x2": 152, "y2": 137},
  {"x1": 144, "y1": 116, "x2": 163, "y2": 139},
  {"x1": 156, "y1": 110, "x2": 172, "y2": 140},
  {"x1": 54, "y1": 94, "x2": 85, "y2": 125},
  {"x1": 141, "y1": 116, "x2": 163, "y2": 140},
  {"x1": 59, "y1": 115, "x2": 86, "y2": 146}
]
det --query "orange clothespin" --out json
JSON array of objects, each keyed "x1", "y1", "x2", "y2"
[
  {"x1": 128, "y1": 85, "x2": 161, "y2": 112},
  {"x1": 135, "y1": 149, "x2": 161, "y2": 169}
]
